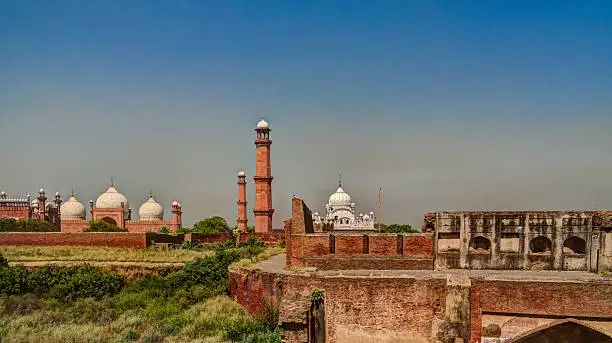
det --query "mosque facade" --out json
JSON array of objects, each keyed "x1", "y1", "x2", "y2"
[
  {"x1": 312, "y1": 180, "x2": 377, "y2": 231},
  {"x1": 1, "y1": 185, "x2": 182, "y2": 232}
]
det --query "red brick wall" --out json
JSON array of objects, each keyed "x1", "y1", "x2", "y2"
[
  {"x1": 60, "y1": 220, "x2": 88, "y2": 232},
  {"x1": 0, "y1": 232, "x2": 147, "y2": 248},
  {"x1": 190, "y1": 232, "x2": 232, "y2": 243},
  {"x1": 125, "y1": 220, "x2": 171, "y2": 232},
  {"x1": 335, "y1": 235, "x2": 365, "y2": 255},
  {"x1": 403, "y1": 234, "x2": 434, "y2": 257},
  {"x1": 239, "y1": 232, "x2": 285, "y2": 244},
  {"x1": 0, "y1": 207, "x2": 31, "y2": 219},
  {"x1": 369, "y1": 235, "x2": 400, "y2": 256},
  {"x1": 229, "y1": 268, "x2": 447, "y2": 343},
  {"x1": 469, "y1": 279, "x2": 612, "y2": 343}
]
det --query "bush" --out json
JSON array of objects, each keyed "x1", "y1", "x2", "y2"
[
  {"x1": 242, "y1": 331, "x2": 282, "y2": 343},
  {"x1": 239, "y1": 236, "x2": 265, "y2": 248},
  {"x1": 0, "y1": 266, "x2": 28, "y2": 295},
  {"x1": 84, "y1": 220, "x2": 127, "y2": 232},
  {"x1": 380, "y1": 223, "x2": 418, "y2": 234},
  {"x1": 193, "y1": 216, "x2": 231, "y2": 234},
  {"x1": 181, "y1": 240, "x2": 202, "y2": 250},
  {"x1": 0, "y1": 253, "x2": 8, "y2": 267},
  {"x1": 0, "y1": 218, "x2": 58, "y2": 232},
  {"x1": 174, "y1": 227, "x2": 193, "y2": 235},
  {"x1": 158, "y1": 226, "x2": 171, "y2": 234},
  {"x1": 23, "y1": 264, "x2": 124, "y2": 301}
]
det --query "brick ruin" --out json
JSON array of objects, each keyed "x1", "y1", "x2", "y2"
[{"x1": 230, "y1": 196, "x2": 612, "y2": 343}]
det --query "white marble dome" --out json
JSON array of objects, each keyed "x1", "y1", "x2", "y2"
[
  {"x1": 328, "y1": 187, "x2": 352, "y2": 206},
  {"x1": 138, "y1": 196, "x2": 163, "y2": 220},
  {"x1": 238, "y1": 170, "x2": 246, "y2": 177},
  {"x1": 95, "y1": 186, "x2": 129, "y2": 213},
  {"x1": 256, "y1": 119, "x2": 269, "y2": 129},
  {"x1": 61, "y1": 195, "x2": 86, "y2": 220}
]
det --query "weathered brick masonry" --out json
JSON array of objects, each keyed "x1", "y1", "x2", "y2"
[{"x1": 0, "y1": 232, "x2": 148, "y2": 249}]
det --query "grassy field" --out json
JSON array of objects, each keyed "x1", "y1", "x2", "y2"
[
  {"x1": 1, "y1": 246, "x2": 212, "y2": 263},
  {"x1": 0, "y1": 243, "x2": 284, "y2": 342}
]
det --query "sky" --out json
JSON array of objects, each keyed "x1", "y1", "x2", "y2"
[{"x1": 0, "y1": 1, "x2": 611, "y2": 229}]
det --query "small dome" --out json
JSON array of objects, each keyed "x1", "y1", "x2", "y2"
[
  {"x1": 328, "y1": 187, "x2": 352, "y2": 206},
  {"x1": 138, "y1": 196, "x2": 163, "y2": 220},
  {"x1": 95, "y1": 186, "x2": 129, "y2": 213},
  {"x1": 363, "y1": 214, "x2": 370, "y2": 220},
  {"x1": 172, "y1": 200, "x2": 179, "y2": 206},
  {"x1": 238, "y1": 170, "x2": 246, "y2": 177},
  {"x1": 31, "y1": 199, "x2": 39, "y2": 205},
  {"x1": 256, "y1": 119, "x2": 269, "y2": 129},
  {"x1": 61, "y1": 196, "x2": 86, "y2": 220}
]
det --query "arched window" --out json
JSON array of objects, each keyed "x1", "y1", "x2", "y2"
[
  {"x1": 469, "y1": 236, "x2": 491, "y2": 253},
  {"x1": 101, "y1": 217, "x2": 117, "y2": 226},
  {"x1": 563, "y1": 236, "x2": 586, "y2": 254},
  {"x1": 529, "y1": 236, "x2": 552, "y2": 254}
]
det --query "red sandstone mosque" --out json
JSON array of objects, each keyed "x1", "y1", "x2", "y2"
[{"x1": 0, "y1": 185, "x2": 182, "y2": 232}]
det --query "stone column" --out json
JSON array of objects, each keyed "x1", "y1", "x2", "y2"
[
  {"x1": 522, "y1": 213, "x2": 530, "y2": 269},
  {"x1": 490, "y1": 214, "x2": 499, "y2": 269},
  {"x1": 459, "y1": 214, "x2": 469, "y2": 269},
  {"x1": 553, "y1": 214, "x2": 564, "y2": 270}
]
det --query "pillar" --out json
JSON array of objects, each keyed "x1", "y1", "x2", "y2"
[
  {"x1": 553, "y1": 213, "x2": 564, "y2": 270},
  {"x1": 171, "y1": 201, "x2": 182, "y2": 232},
  {"x1": 37, "y1": 188, "x2": 47, "y2": 220},
  {"x1": 236, "y1": 171, "x2": 248, "y2": 231},
  {"x1": 459, "y1": 214, "x2": 469, "y2": 269},
  {"x1": 253, "y1": 119, "x2": 274, "y2": 233},
  {"x1": 522, "y1": 213, "x2": 531, "y2": 269}
]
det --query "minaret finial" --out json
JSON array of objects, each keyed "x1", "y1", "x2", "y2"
[
  {"x1": 110, "y1": 177, "x2": 114, "y2": 187},
  {"x1": 149, "y1": 190, "x2": 153, "y2": 198},
  {"x1": 339, "y1": 173, "x2": 342, "y2": 188},
  {"x1": 71, "y1": 189, "x2": 74, "y2": 197}
]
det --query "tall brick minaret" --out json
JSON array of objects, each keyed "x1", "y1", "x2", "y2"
[
  {"x1": 236, "y1": 170, "x2": 248, "y2": 231},
  {"x1": 253, "y1": 119, "x2": 274, "y2": 232}
]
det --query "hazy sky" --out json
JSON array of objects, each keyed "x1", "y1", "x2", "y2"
[{"x1": 1, "y1": 1, "x2": 611, "y2": 229}]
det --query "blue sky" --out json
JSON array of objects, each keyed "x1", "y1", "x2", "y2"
[{"x1": 1, "y1": 1, "x2": 611, "y2": 228}]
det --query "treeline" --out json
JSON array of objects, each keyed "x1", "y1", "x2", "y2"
[{"x1": 0, "y1": 218, "x2": 57, "y2": 232}]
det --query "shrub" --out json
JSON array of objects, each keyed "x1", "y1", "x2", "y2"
[
  {"x1": 239, "y1": 236, "x2": 265, "y2": 248},
  {"x1": 1, "y1": 294, "x2": 40, "y2": 315},
  {"x1": 193, "y1": 216, "x2": 231, "y2": 233},
  {"x1": 158, "y1": 226, "x2": 170, "y2": 234},
  {"x1": 84, "y1": 220, "x2": 127, "y2": 232},
  {"x1": 307, "y1": 288, "x2": 324, "y2": 302},
  {"x1": 0, "y1": 218, "x2": 58, "y2": 232},
  {"x1": 27, "y1": 264, "x2": 124, "y2": 301},
  {"x1": 0, "y1": 266, "x2": 28, "y2": 295},
  {"x1": 181, "y1": 240, "x2": 202, "y2": 250},
  {"x1": 242, "y1": 331, "x2": 282, "y2": 343},
  {"x1": 257, "y1": 300, "x2": 279, "y2": 332},
  {"x1": 174, "y1": 227, "x2": 193, "y2": 235},
  {"x1": 0, "y1": 253, "x2": 8, "y2": 267}
]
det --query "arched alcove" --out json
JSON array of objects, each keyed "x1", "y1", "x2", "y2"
[
  {"x1": 469, "y1": 236, "x2": 491, "y2": 253},
  {"x1": 563, "y1": 236, "x2": 586, "y2": 254},
  {"x1": 529, "y1": 236, "x2": 552, "y2": 254}
]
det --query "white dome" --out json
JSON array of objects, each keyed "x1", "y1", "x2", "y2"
[
  {"x1": 363, "y1": 214, "x2": 370, "y2": 221},
  {"x1": 138, "y1": 196, "x2": 163, "y2": 220},
  {"x1": 256, "y1": 119, "x2": 269, "y2": 129},
  {"x1": 95, "y1": 186, "x2": 129, "y2": 213},
  {"x1": 61, "y1": 196, "x2": 86, "y2": 220},
  {"x1": 328, "y1": 187, "x2": 352, "y2": 206},
  {"x1": 238, "y1": 170, "x2": 246, "y2": 177}
]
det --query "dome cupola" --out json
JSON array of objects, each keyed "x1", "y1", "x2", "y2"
[
  {"x1": 138, "y1": 195, "x2": 163, "y2": 220},
  {"x1": 95, "y1": 185, "x2": 129, "y2": 213},
  {"x1": 328, "y1": 186, "x2": 352, "y2": 206},
  {"x1": 61, "y1": 193, "x2": 86, "y2": 220}
]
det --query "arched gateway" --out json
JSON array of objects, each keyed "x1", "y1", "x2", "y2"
[{"x1": 508, "y1": 319, "x2": 611, "y2": 343}]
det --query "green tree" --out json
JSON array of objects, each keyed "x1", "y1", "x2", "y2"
[
  {"x1": 84, "y1": 220, "x2": 127, "y2": 232},
  {"x1": 193, "y1": 216, "x2": 231, "y2": 234},
  {"x1": 380, "y1": 223, "x2": 418, "y2": 234}
]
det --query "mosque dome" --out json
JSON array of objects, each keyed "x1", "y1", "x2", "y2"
[
  {"x1": 61, "y1": 195, "x2": 86, "y2": 220},
  {"x1": 257, "y1": 119, "x2": 269, "y2": 129},
  {"x1": 95, "y1": 186, "x2": 129, "y2": 212},
  {"x1": 238, "y1": 170, "x2": 246, "y2": 177},
  {"x1": 328, "y1": 187, "x2": 352, "y2": 206},
  {"x1": 138, "y1": 196, "x2": 163, "y2": 220}
]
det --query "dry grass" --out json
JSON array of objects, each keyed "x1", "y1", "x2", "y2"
[
  {"x1": 1, "y1": 246, "x2": 212, "y2": 263},
  {"x1": 0, "y1": 296, "x2": 253, "y2": 343}
]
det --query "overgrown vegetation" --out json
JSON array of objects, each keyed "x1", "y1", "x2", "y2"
[
  {"x1": 193, "y1": 216, "x2": 232, "y2": 233},
  {"x1": 0, "y1": 218, "x2": 57, "y2": 232},
  {"x1": 0, "y1": 239, "x2": 281, "y2": 342},
  {"x1": 1, "y1": 246, "x2": 211, "y2": 263},
  {"x1": 84, "y1": 220, "x2": 128, "y2": 232}
]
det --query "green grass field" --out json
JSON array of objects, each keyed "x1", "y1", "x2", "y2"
[{"x1": 1, "y1": 246, "x2": 212, "y2": 263}]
